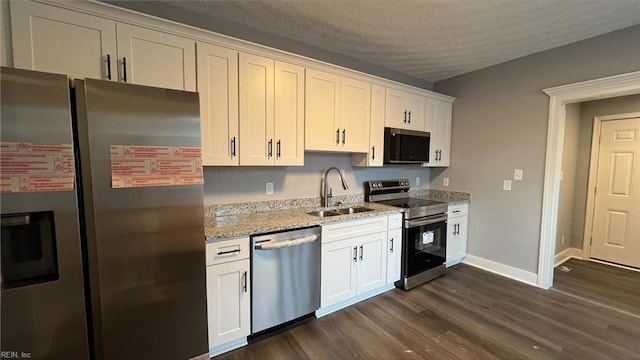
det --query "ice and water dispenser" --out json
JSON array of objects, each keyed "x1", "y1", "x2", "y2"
[{"x1": 1, "y1": 211, "x2": 59, "y2": 289}]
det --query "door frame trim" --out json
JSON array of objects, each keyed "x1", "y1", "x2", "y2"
[
  {"x1": 538, "y1": 71, "x2": 640, "y2": 289},
  {"x1": 583, "y1": 113, "x2": 640, "y2": 259}
]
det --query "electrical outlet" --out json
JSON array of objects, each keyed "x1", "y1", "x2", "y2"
[
  {"x1": 415, "y1": 177, "x2": 420, "y2": 186},
  {"x1": 514, "y1": 169, "x2": 523, "y2": 181},
  {"x1": 443, "y1": 177, "x2": 449, "y2": 187},
  {"x1": 503, "y1": 180, "x2": 512, "y2": 191},
  {"x1": 266, "y1": 182, "x2": 274, "y2": 195}
]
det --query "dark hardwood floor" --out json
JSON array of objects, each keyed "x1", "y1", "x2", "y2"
[
  {"x1": 217, "y1": 264, "x2": 640, "y2": 359},
  {"x1": 553, "y1": 258, "x2": 640, "y2": 317}
]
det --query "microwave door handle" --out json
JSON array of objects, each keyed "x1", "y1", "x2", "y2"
[{"x1": 407, "y1": 214, "x2": 448, "y2": 227}]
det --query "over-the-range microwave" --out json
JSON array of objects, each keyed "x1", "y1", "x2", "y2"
[{"x1": 383, "y1": 127, "x2": 430, "y2": 164}]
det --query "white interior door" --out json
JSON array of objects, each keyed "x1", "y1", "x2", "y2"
[{"x1": 590, "y1": 117, "x2": 640, "y2": 268}]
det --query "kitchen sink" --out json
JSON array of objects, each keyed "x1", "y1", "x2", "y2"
[
  {"x1": 334, "y1": 206, "x2": 374, "y2": 215},
  {"x1": 307, "y1": 206, "x2": 374, "y2": 217},
  {"x1": 307, "y1": 210, "x2": 340, "y2": 217}
]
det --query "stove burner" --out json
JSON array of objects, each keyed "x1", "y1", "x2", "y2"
[{"x1": 378, "y1": 198, "x2": 446, "y2": 209}]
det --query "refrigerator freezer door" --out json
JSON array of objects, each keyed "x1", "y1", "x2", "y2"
[
  {"x1": 0, "y1": 67, "x2": 90, "y2": 359},
  {"x1": 74, "y1": 79, "x2": 208, "y2": 359}
]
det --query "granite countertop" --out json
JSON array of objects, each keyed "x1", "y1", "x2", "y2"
[{"x1": 204, "y1": 202, "x2": 402, "y2": 241}]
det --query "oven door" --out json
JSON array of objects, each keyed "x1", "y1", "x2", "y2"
[{"x1": 404, "y1": 214, "x2": 447, "y2": 277}]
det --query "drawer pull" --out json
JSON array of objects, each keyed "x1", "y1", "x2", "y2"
[{"x1": 217, "y1": 248, "x2": 241, "y2": 256}]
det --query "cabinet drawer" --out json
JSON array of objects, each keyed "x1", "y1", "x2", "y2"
[
  {"x1": 388, "y1": 213, "x2": 403, "y2": 230},
  {"x1": 448, "y1": 203, "x2": 468, "y2": 218},
  {"x1": 206, "y1": 236, "x2": 250, "y2": 265},
  {"x1": 322, "y1": 215, "x2": 388, "y2": 244}
]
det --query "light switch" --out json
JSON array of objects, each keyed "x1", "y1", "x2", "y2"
[
  {"x1": 503, "y1": 180, "x2": 512, "y2": 191},
  {"x1": 443, "y1": 177, "x2": 449, "y2": 187},
  {"x1": 514, "y1": 169, "x2": 523, "y2": 180},
  {"x1": 266, "y1": 182, "x2": 274, "y2": 195}
]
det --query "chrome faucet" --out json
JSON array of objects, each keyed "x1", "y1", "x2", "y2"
[{"x1": 322, "y1": 167, "x2": 349, "y2": 207}]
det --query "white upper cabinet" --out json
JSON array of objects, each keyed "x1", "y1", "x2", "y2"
[
  {"x1": 273, "y1": 61, "x2": 305, "y2": 166},
  {"x1": 424, "y1": 98, "x2": 453, "y2": 167},
  {"x1": 340, "y1": 77, "x2": 371, "y2": 152},
  {"x1": 305, "y1": 69, "x2": 370, "y2": 153},
  {"x1": 239, "y1": 53, "x2": 274, "y2": 166},
  {"x1": 385, "y1": 88, "x2": 426, "y2": 132},
  {"x1": 197, "y1": 43, "x2": 239, "y2": 166},
  {"x1": 10, "y1": 1, "x2": 117, "y2": 80},
  {"x1": 239, "y1": 53, "x2": 304, "y2": 166},
  {"x1": 11, "y1": 1, "x2": 196, "y2": 91},
  {"x1": 305, "y1": 69, "x2": 342, "y2": 151},
  {"x1": 352, "y1": 84, "x2": 385, "y2": 167},
  {"x1": 116, "y1": 23, "x2": 196, "y2": 91}
]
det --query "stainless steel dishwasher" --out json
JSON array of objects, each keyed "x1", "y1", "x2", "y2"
[{"x1": 251, "y1": 226, "x2": 321, "y2": 334}]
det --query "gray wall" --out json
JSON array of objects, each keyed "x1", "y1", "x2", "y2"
[
  {"x1": 571, "y1": 94, "x2": 640, "y2": 249},
  {"x1": 106, "y1": 1, "x2": 433, "y2": 91},
  {"x1": 203, "y1": 152, "x2": 430, "y2": 205},
  {"x1": 556, "y1": 103, "x2": 581, "y2": 255},
  {"x1": 433, "y1": 24, "x2": 640, "y2": 273}
]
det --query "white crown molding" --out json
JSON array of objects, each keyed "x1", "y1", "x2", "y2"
[{"x1": 32, "y1": 0, "x2": 449, "y2": 100}]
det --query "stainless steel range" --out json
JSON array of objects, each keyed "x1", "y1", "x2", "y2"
[{"x1": 365, "y1": 179, "x2": 447, "y2": 290}]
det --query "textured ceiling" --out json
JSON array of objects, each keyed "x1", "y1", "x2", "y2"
[{"x1": 159, "y1": 0, "x2": 640, "y2": 82}]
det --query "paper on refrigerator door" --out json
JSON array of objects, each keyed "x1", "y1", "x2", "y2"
[
  {"x1": 422, "y1": 231, "x2": 434, "y2": 245},
  {"x1": 0, "y1": 141, "x2": 75, "y2": 193},
  {"x1": 110, "y1": 145, "x2": 204, "y2": 188}
]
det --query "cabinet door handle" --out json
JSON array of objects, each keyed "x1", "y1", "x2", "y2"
[
  {"x1": 336, "y1": 129, "x2": 340, "y2": 144},
  {"x1": 268, "y1": 139, "x2": 273, "y2": 158},
  {"x1": 231, "y1": 137, "x2": 236, "y2": 157},
  {"x1": 217, "y1": 249, "x2": 241, "y2": 256},
  {"x1": 242, "y1": 271, "x2": 247, "y2": 293},
  {"x1": 408, "y1": 110, "x2": 411, "y2": 124},
  {"x1": 353, "y1": 246, "x2": 358, "y2": 263},
  {"x1": 404, "y1": 110, "x2": 407, "y2": 123},
  {"x1": 390, "y1": 238, "x2": 394, "y2": 253},
  {"x1": 277, "y1": 140, "x2": 281, "y2": 158},
  {"x1": 106, "y1": 54, "x2": 112, "y2": 80},
  {"x1": 371, "y1": 146, "x2": 375, "y2": 160},
  {"x1": 359, "y1": 245, "x2": 363, "y2": 261},
  {"x1": 122, "y1": 57, "x2": 127, "y2": 82},
  {"x1": 342, "y1": 129, "x2": 346, "y2": 145}
]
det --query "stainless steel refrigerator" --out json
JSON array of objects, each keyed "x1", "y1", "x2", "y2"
[{"x1": 1, "y1": 67, "x2": 208, "y2": 359}]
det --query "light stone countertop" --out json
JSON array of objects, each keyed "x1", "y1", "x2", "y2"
[{"x1": 204, "y1": 202, "x2": 402, "y2": 241}]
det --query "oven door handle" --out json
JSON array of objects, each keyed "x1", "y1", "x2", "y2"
[{"x1": 406, "y1": 214, "x2": 447, "y2": 227}]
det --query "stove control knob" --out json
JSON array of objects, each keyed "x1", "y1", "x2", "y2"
[
  {"x1": 378, "y1": 182, "x2": 383, "y2": 188},
  {"x1": 372, "y1": 183, "x2": 377, "y2": 188}
]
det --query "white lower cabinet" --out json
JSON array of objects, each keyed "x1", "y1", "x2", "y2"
[
  {"x1": 446, "y1": 203, "x2": 468, "y2": 267},
  {"x1": 206, "y1": 237, "x2": 250, "y2": 356},
  {"x1": 386, "y1": 227, "x2": 403, "y2": 284},
  {"x1": 319, "y1": 214, "x2": 400, "y2": 316}
]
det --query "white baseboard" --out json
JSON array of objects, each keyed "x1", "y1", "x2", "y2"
[
  {"x1": 316, "y1": 284, "x2": 395, "y2": 318},
  {"x1": 463, "y1": 254, "x2": 538, "y2": 287},
  {"x1": 554, "y1": 247, "x2": 584, "y2": 266},
  {"x1": 210, "y1": 338, "x2": 248, "y2": 358}
]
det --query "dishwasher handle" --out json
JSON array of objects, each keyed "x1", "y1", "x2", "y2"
[{"x1": 254, "y1": 234, "x2": 319, "y2": 250}]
